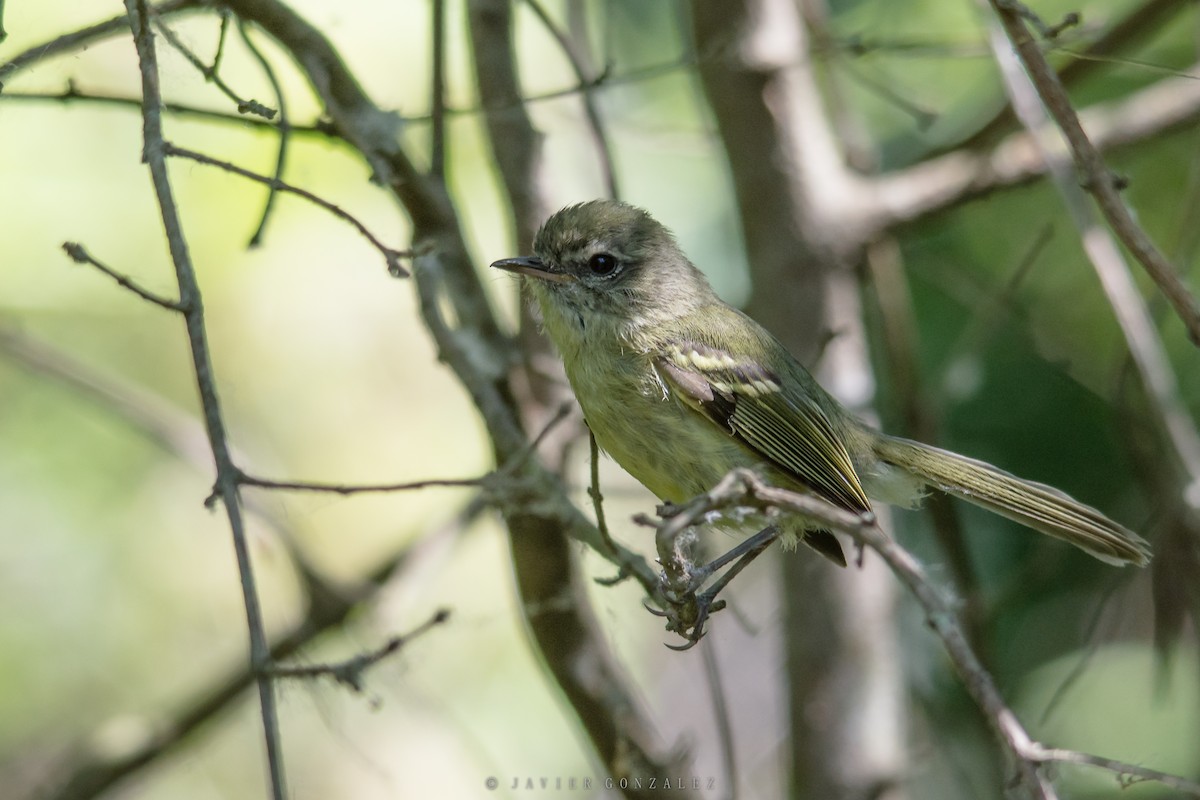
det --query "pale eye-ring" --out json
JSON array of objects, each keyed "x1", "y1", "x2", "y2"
[{"x1": 588, "y1": 252, "x2": 618, "y2": 276}]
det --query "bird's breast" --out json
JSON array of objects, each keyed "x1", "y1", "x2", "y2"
[{"x1": 563, "y1": 344, "x2": 755, "y2": 504}]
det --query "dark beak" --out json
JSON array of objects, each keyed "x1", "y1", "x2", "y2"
[{"x1": 490, "y1": 256, "x2": 573, "y2": 284}]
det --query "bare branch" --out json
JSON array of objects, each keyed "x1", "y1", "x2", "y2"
[
  {"x1": 238, "y1": 18, "x2": 291, "y2": 246},
  {"x1": 0, "y1": 87, "x2": 336, "y2": 133},
  {"x1": 0, "y1": 0, "x2": 197, "y2": 83},
  {"x1": 165, "y1": 143, "x2": 412, "y2": 276},
  {"x1": 237, "y1": 402, "x2": 574, "y2": 498},
  {"x1": 153, "y1": 15, "x2": 276, "y2": 118},
  {"x1": 988, "y1": 0, "x2": 1200, "y2": 346},
  {"x1": 239, "y1": 473, "x2": 490, "y2": 494},
  {"x1": 61, "y1": 242, "x2": 184, "y2": 311},
  {"x1": 122, "y1": 2, "x2": 285, "y2": 797}
]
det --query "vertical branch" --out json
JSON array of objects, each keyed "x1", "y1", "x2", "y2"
[
  {"x1": 430, "y1": 0, "x2": 447, "y2": 180},
  {"x1": 122, "y1": 3, "x2": 286, "y2": 799}
]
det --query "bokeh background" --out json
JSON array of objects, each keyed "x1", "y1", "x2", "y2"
[{"x1": 1, "y1": 0, "x2": 1198, "y2": 798}]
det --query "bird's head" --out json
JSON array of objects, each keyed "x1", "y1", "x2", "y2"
[{"x1": 491, "y1": 200, "x2": 716, "y2": 332}]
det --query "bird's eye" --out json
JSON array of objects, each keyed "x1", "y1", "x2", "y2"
[{"x1": 588, "y1": 253, "x2": 619, "y2": 276}]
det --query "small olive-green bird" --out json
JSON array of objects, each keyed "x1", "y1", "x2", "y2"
[{"x1": 492, "y1": 199, "x2": 1151, "y2": 568}]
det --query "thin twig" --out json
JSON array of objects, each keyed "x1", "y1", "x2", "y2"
[
  {"x1": 165, "y1": 143, "x2": 412, "y2": 276},
  {"x1": 239, "y1": 402, "x2": 573, "y2": 498},
  {"x1": 153, "y1": 16, "x2": 276, "y2": 119},
  {"x1": 123, "y1": 2, "x2": 286, "y2": 798},
  {"x1": 61, "y1": 242, "x2": 184, "y2": 311},
  {"x1": 0, "y1": 88, "x2": 335, "y2": 133},
  {"x1": 989, "y1": 0, "x2": 1200, "y2": 346},
  {"x1": 271, "y1": 609, "x2": 451, "y2": 692},
  {"x1": 954, "y1": 0, "x2": 1191, "y2": 152},
  {"x1": 238, "y1": 18, "x2": 290, "y2": 247},
  {"x1": 588, "y1": 429, "x2": 617, "y2": 555},
  {"x1": 211, "y1": 7, "x2": 232, "y2": 73},
  {"x1": 0, "y1": 0, "x2": 197, "y2": 83},
  {"x1": 1027, "y1": 746, "x2": 1200, "y2": 796},
  {"x1": 239, "y1": 474, "x2": 492, "y2": 495}
]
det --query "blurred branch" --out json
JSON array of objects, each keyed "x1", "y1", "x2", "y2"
[
  {"x1": 0, "y1": 327, "x2": 210, "y2": 464},
  {"x1": 522, "y1": 0, "x2": 619, "y2": 198},
  {"x1": 30, "y1": 505, "x2": 479, "y2": 800},
  {"x1": 430, "y1": 0, "x2": 447, "y2": 179},
  {"x1": 866, "y1": 64, "x2": 1200, "y2": 235},
  {"x1": 270, "y1": 609, "x2": 451, "y2": 692},
  {"x1": 700, "y1": 643, "x2": 737, "y2": 800},
  {"x1": 165, "y1": 143, "x2": 412, "y2": 276},
  {"x1": 122, "y1": 3, "x2": 285, "y2": 799},
  {"x1": 987, "y1": 0, "x2": 1200, "y2": 347},
  {"x1": 984, "y1": 5, "x2": 1200, "y2": 511}
]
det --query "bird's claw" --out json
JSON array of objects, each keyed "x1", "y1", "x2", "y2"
[{"x1": 650, "y1": 581, "x2": 728, "y2": 650}]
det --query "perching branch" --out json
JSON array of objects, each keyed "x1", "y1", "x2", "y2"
[{"x1": 648, "y1": 470, "x2": 1199, "y2": 799}]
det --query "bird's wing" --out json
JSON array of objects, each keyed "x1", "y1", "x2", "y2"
[{"x1": 655, "y1": 339, "x2": 871, "y2": 515}]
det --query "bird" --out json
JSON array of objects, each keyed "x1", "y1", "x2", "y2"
[{"x1": 491, "y1": 200, "x2": 1151, "y2": 582}]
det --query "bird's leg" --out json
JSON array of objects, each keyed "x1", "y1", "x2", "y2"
[{"x1": 652, "y1": 525, "x2": 780, "y2": 650}]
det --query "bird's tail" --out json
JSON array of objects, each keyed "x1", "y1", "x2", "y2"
[{"x1": 872, "y1": 435, "x2": 1151, "y2": 566}]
